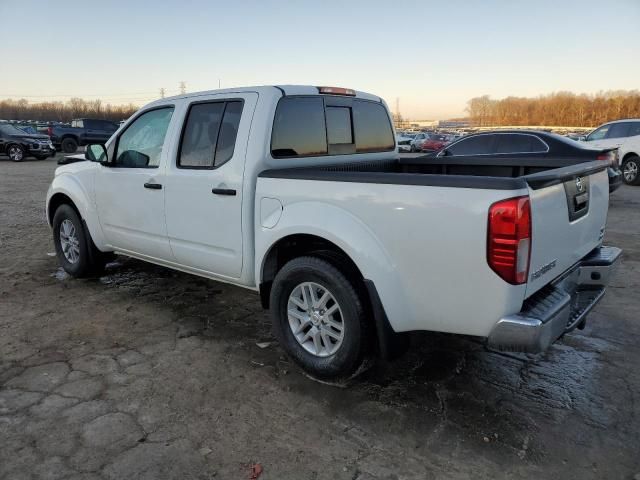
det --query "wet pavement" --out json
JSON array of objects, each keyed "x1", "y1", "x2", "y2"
[{"x1": 1, "y1": 154, "x2": 639, "y2": 479}]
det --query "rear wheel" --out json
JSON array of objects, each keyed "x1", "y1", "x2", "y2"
[
  {"x1": 7, "y1": 144, "x2": 25, "y2": 162},
  {"x1": 270, "y1": 256, "x2": 370, "y2": 380},
  {"x1": 61, "y1": 137, "x2": 78, "y2": 153},
  {"x1": 52, "y1": 204, "x2": 108, "y2": 277},
  {"x1": 622, "y1": 155, "x2": 640, "y2": 185}
]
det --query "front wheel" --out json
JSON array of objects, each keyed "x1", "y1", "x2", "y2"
[
  {"x1": 7, "y1": 144, "x2": 25, "y2": 162},
  {"x1": 622, "y1": 156, "x2": 640, "y2": 185},
  {"x1": 270, "y1": 256, "x2": 370, "y2": 380},
  {"x1": 52, "y1": 204, "x2": 107, "y2": 277}
]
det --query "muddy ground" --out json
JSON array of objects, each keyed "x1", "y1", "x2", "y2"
[{"x1": 1, "y1": 153, "x2": 639, "y2": 480}]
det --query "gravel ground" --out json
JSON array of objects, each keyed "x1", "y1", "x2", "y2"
[{"x1": 1, "y1": 153, "x2": 639, "y2": 480}]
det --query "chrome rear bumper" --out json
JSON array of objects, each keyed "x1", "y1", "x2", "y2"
[{"x1": 487, "y1": 246, "x2": 621, "y2": 353}]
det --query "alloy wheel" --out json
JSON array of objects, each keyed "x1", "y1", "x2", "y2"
[
  {"x1": 287, "y1": 281, "x2": 345, "y2": 357},
  {"x1": 59, "y1": 219, "x2": 80, "y2": 264}
]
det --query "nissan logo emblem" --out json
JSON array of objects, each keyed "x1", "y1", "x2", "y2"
[{"x1": 576, "y1": 177, "x2": 584, "y2": 192}]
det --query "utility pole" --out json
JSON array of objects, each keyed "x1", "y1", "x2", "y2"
[
  {"x1": 159, "y1": 88, "x2": 165, "y2": 99},
  {"x1": 218, "y1": 79, "x2": 221, "y2": 89},
  {"x1": 179, "y1": 81, "x2": 186, "y2": 95}
]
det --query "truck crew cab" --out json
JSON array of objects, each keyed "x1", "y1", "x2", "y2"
[{"x1": 47, "y1": 85, "x2": 621, "y2": 379}]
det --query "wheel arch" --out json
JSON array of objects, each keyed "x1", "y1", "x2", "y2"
[
  {"x1": 256, "y1": 201, "x2": 411, "y2": 359},
  {"x1": 47, "y1": 177, "x2": 108, "y2": 250},
  {"x1": 622, "y1": 151, "x2": 639, "y2": 161}
]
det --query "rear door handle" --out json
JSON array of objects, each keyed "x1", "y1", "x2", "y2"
[
  {"x1": 144, "y1": 182, "x2": 162, "y2": 190},
  {"x1": 212, "y1": 188, "x2": 236, "y2": 196}
]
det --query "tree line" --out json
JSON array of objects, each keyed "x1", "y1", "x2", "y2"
[
  {"x1": 0, "y1": 98, "x2": 140, "y2": 123},
  {"x1": 466, "y1": 90, "x2": 640, "y2": 127}
]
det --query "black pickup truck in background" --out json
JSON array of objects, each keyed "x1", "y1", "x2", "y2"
[{"x1": 48, "y1": 119, "x2": 118, "y2": 153}]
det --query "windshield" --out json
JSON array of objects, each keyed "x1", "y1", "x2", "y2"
[{"x1": 0, "y1": 124, "x2": 29, "y2": 135}]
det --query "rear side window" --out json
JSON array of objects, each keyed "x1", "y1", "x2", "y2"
[
  {"x1": 448, "y1": 135, "x2": 494, "y2": 155},
  {"x1": 271, "y1": 96, "x2": 394, "y2": 158},
  {"x1": 178, "y1": 100, "x2": 243, "y2": 169},
  {"x1": 607, "y1": 122, "x2": 631, "y2": 139},
  {"x1": 271, "y1": 97, "x2": 327, "y2": 157},
  {"x1": 494, "y1": 134, "x2": 547, "y2": 154},
  {"x1": 629, "y1": 122, "x2": 640, "y2": 137},
  {"x1": 353, "y1": 101, "x2": 395, "y2": 153}
]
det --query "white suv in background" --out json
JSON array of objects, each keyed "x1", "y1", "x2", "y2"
[{"x1": 582, "y1": 119, "x2": 640, "y2": 185}]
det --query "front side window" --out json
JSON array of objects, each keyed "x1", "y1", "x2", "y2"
[
  {"x1": 447, "y1": 135, "x2": 494, "y2": 155},
  {"x1": 606, "y1": 122, "x2": 630, "y2": 139},
  {"x1": 587, "y1": 125, "x2": 610, "y2": 141},
  {"x1": 114, "y1": 107, "x2": 174, "y2": 168}
]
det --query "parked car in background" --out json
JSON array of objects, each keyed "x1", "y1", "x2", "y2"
[
  {"x1": 0, "y1": 123, "x2": 55, "y2": 161},
  {"x1": 410, "y1": 132, "x2": 431, "y2": 152},
  {"x1": 581, "y1": 119, "x2": 640, "y2": 185},
  {"x1": 395, "y1": 132, "x2": 415, "y2": 152},
  {"x1": 420, "y1": 134, "x2": 450, "y2": 152},
  {"x1": 49, "y1": 118, "x2": 119, "y2": 153},
  {"x1": 47, "y1": 85, "x2": 620, "y2": 379},
  {"x1": 433, "y1": 130, "x2": 623, "y2": 192}
]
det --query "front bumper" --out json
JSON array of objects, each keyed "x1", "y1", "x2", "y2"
[{"x1": 487, "y1": 246, "x2": 621, "y2": 353}]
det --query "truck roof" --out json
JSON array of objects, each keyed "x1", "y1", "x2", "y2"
[{"x1": 146, "y1": 85, "x2": 382, "y2": 107}]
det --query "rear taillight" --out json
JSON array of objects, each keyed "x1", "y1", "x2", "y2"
[
  {"x1": 597, "y1": 150, "x2": 618, "y2": 167},
  {"x1": 47, "y1": 126, "x2": 53, "y2": 137},
  {"x1": 487, "y1": 196, "x2": 531, "y2": 285}
]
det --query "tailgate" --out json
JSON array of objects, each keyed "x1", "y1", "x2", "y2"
[{"x1": 524, "y1": 161, "x2": 610, "y2": 297}]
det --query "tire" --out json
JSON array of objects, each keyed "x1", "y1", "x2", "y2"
[
  {"x1": 270, "y1": 256, "x2": 370, "y2": 380},
  {"x1": 622, "y1": 156, "x2": 640, "y2": 186},
  {"x1": 61, "y1": 137, "x2": 78, "y2": 154},
  {"x1": 7, "y1": 144, "x2": 25, "y2": 162},
  {"x1": 52, "y1": 204, "x2": 107, "y2": 277},
  {"x1": 410, "y1": 144, "x2": 416, "y2": 153}
]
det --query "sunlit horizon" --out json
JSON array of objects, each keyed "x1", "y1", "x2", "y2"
[{"x1": 1, "y1": 0, "x2": 639, "y2": 120}]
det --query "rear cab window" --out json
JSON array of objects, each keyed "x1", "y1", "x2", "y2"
[{"x1": 271, "y1": 95, "x2": 394, "y2": 158}]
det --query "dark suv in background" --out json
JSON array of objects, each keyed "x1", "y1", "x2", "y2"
[
  {"x1": 48, "y1": 118, "x2": 119, "y2": 153},
  {"x1": 0, "y1": 123, "x2": 55, "y2": 161}
]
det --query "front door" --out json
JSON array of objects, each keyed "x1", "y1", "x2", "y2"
[
  {"x1": 163, "y1": 92, "x2": 257, "y2": 279},
  {"x1": 95, "y1": 106, "x2": 176, "y2": 261}
]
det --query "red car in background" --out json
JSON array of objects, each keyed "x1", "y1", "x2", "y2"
[{"x1": 420, "y1": 134, "x2": 451, "y2": 152}]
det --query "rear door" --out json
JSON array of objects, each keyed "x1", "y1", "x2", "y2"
[
  {"x1": 163, "y1": 92, "x2": 257, "y2": 279},
  {"x1": 524, "y1": 162, "x2": 610, "y2": 296}
]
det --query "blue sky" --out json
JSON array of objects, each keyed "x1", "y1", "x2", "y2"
[{"x1": 1, "y1": 0, "x2": 638, "y2": 119}]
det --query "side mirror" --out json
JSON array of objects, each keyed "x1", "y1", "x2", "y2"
[
  {"x1": 85, "y1": 144, "x2": 108, "y2": 163},
  {"x1": 438, "y1": 149, "x2": 449, "y2": 157},
  {"x1": 579, "y1": 135, "x2": 587, "y2": 142}
]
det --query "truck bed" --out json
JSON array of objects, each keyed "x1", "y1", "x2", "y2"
[
  {"x1": 259, "y1": 156, "x2": 608, "y2": 191},
  {"x1": 256, "y1": 155, "x2": 611, "y2": 337}
]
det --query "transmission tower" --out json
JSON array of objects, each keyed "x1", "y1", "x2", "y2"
[
  {"x1": 159, "y1": 88, "x2": 166, "y2": 99},
  {"x1": 179, "y1": 81, "x2": 186, "y2": 95}
]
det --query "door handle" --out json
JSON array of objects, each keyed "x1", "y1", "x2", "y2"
[
  {"x1": 212, "y1": 188, "x2": 236, "y2": 196},
  {"x1": 144, "y1": 182, "x2": 162, "y2": 190}
]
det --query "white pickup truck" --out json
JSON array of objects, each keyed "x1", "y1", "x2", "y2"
[{"x1": 47, "y1": 85, "x2": 621, "y2": 379}]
